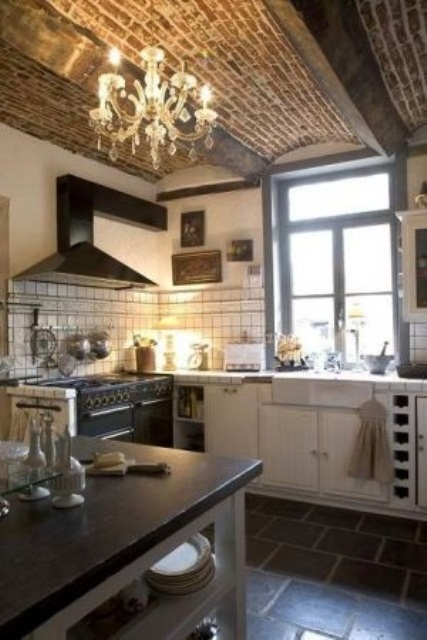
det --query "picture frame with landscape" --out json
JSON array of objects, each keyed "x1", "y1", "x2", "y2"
[{"x1": 172, "y1": 250, "x2": 222, "y2": 286}]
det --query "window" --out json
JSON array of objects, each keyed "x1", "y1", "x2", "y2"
[{"x1": 270, "y1": 165, "x2": 396, "y2": 366}]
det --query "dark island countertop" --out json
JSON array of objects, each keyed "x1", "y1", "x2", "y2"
[{"x1": 0, "y1": 437, "x2": 262, "y2": 640}]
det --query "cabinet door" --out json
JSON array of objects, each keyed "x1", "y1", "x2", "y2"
[
  {"x1": 416, "y1": 398, "x2": 427, "y2": 507},
  {"x1": 204, "y1": 385, "x2": 258, "y2": 460},
  {"x1": 259, "y1": 405, "x2": 318, "y2": 491},
  {"x1": 400, "y1": 209, "x2": 427, "y2": 321},
  {"x1": 319, "y1": 409, "x2": 387, "y2": 502}
]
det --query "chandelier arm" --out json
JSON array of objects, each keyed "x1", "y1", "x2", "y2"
[
  {"x1": 167, "y1": 122, "x2": 211, "y2": 142},
  {"x1": 170, "y1": 91, "x2": 190, "y2": 120},
  {"x1": 108, "y1": 94, "x2": 143, "y2": 125}
]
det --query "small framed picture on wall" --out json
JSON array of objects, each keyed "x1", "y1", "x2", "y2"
[
  {"x1": 181, "y1": 210, "x2": 205, "y2": 247},
  {"x1": 227, "y1": 239, "x2": 253, "y2": 262}
]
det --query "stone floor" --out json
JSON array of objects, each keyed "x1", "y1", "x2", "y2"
[{"x1": 245, "y1": 493, "x2": 427, "y2": 640}]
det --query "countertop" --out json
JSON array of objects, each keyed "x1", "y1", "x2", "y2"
[
  {"x1": 9, "y1": 368, "x2": 427, "y2": 395},
  {"x1": 0, "y1": 436, "x2": 262, "y2": 640},
  {"x1": 167, "y1": 369, "x2": 427, "y2": 395}
]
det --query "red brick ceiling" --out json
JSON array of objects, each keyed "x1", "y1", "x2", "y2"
[{"x1": 0, "y1": 0, "x2": 425, "y2": 183}]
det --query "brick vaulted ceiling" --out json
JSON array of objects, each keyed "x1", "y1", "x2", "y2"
[{"x1": 0, "y1": 0, "x2": 425, "y2": 184}]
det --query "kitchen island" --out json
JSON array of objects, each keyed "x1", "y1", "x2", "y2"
[{"x1": 0, "y1": 437, "x2": 262, "y2": 640}]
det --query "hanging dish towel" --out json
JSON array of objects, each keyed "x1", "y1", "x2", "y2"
[{"x1": 348, "y1": 399, "x2": 393, "y2": 483}]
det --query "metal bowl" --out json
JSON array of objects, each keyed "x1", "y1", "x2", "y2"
[
  {"x1": 67, "y1": 334, "x2": 91, "y2": 360},
  {"x1": 89, "y1": 330, "x2": 112, "y2": 360}
]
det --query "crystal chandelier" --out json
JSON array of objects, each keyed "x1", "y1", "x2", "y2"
[{"x1": 89, "y1": 19, "x2": 217, "y2": 170}]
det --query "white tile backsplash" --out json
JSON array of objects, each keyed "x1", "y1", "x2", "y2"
[
  {"x1": 410, "y1": 322, "x2": 427, "y2": 362},
  {"x1": 7, "y1": 280, "x2": 266, "y2": 376}
]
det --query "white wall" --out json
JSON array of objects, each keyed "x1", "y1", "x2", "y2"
[
  {"x1": 164, "y1": 188, "x2": 263, "y2": 288},
  {"x1": 0, "y1": 123, "x2": 162, "y2": 279}
]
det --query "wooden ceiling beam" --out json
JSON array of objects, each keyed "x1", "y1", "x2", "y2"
[{"x1": 265, "y1": 0, "x2": 408, "y2": 156}]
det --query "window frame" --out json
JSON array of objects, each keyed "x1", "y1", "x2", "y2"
[{"x1": 264, "y1": 159, "x2": 399, "y2": 368}]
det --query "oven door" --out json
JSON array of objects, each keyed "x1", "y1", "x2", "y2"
[
  {"x1": 78, "y1": 404, "x2": 134, "y2": 441},
  {"x1": 133, "y1": 398, "x2": 173, "y2": 447}
]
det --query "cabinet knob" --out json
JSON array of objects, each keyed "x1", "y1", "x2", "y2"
[
  {"x1": 419, "y1": 446, "x2": 424, "y2": 452},
  {"x1": 310, "y1": 449, "x2": 318, "y2": 457},
  {"x1": 223, "y1": 388, "x2": 237, "y2": 394},
  {"x1": 419, "y1": 434, "x2": 425, "y2": 440},
  {"x1": 322, "y1": 451, "x2": 329, "y2": 459}
]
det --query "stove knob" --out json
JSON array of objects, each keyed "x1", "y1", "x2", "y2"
[
  {"x1": 101, "y1": 396, "x2": 109, "y2": 406},
  {"x1": 86, "y1": 398, "x2": 94, "y2": 409},
  {"x1": 123, "y1": 391, "x2": 130, "y2": 402},
  {"x1": 109, "y1": 395, "x2": 116, "y2": 404},
  {"x1": 116, "y1": 393, "x2": 123, "y2": 402},
  {"x1": 94, "y1": 397, "x2": 101, "y2": 408}
]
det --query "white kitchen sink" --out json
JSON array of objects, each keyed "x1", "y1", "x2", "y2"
[{"x1": 271, "y1": 376, "x2": 373, "y2": 408}]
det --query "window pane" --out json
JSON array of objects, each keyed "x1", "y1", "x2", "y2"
[
  {"x1": 344, "y1": 225, "x2": 392, "y2": 293},
  {"x1": 345, "y1": 295, "x2": 394, "y2": 362},
  {"x1": 292, "y1": 297, "x2": 335, "y2": 355},
  {"x1": 289, "y1": 173, "x2": 390, "y2": 221},
  {"x1": 291, "y1": 231, "x2": 333, "y2": 295}
]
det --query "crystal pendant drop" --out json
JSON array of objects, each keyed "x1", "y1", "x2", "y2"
[
  {"x1": 179, "y1": 108, "x2": 191, "y2": 123},
  {"x1": 205, "y1": 134, "x2": 214, "y2": 149},
  {"x1": 189, "y1": 146, "x2": 197, "y2": 162},
  {"x1": 109, "y1": 145, "x2": 119, "y2": 162},
  {"x1": 168, "y1": 142, "x2": 177, "y2": 156}
]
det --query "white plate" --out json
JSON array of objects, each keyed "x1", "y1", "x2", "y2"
[
  {"x1": 146, "y1": 558, "x2": 215, "y2": 595},
  {"x1": 147, "y1": 534, "x2": 211, "y2": 577}
]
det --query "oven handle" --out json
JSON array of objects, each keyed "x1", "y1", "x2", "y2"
[
  {"x1": 133, "y1": 398, "x2": 171, "y2": 407},
  {"x1": 82, "y1": 404, "x2": 133, "y2": 419},
  {"x1": 99, "y1": 427, "x2": 134, "y2": 441}
]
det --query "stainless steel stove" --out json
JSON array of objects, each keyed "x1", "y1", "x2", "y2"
[{"x1": 36, "y1": 373, "x2": 174, "y2": 444}]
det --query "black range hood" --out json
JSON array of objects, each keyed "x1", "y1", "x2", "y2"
[{"x1": 14, "y1": 175, "x2": 167, "y2": 290}]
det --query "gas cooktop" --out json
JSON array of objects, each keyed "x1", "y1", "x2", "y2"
[{"x1": 34, "y1": 373, "x2": 170, "y2": 390}]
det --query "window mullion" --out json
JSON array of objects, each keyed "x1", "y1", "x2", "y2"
[{"x1": 334, "y1": 225, "x2": 345, "y2": 358}]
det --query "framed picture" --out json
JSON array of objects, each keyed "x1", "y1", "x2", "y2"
[
  {"x1": 181, "y1": 210, "x2": 205, "y2": 247},
  {"x1": 227, "y1": 239, "x2": 253, "y2": 262},
  {"x1": 172, "y1": 250, "x2": 222, "y2": 286}
]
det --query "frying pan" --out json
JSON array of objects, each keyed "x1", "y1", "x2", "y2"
[{"x1": 30, "y1": 309, "x2": 57, "y2": 364}]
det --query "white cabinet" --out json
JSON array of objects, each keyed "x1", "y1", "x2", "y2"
[
  {"x1": 204, "y1": 385, "x2": 259, "y2": 460},
  {"x1": 259, "y1": 405, "x2": 318, "y2": 491},
  {"x1": 319, "y1": 409, "x2": 387, "y2": 502},
  {"x1": 416, "y1": 397, "x2": 427, "y2": 507},
  {"x1": 259, "y1": 404, "x2": 387, "y2": 503},
  {"x1": 398, "y1": 208, "x2": 427, "y2": 321}
]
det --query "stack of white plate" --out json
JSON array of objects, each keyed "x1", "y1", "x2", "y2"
[{"x1": 145, "y1": 533, "x2": 215, "y2": 595}]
